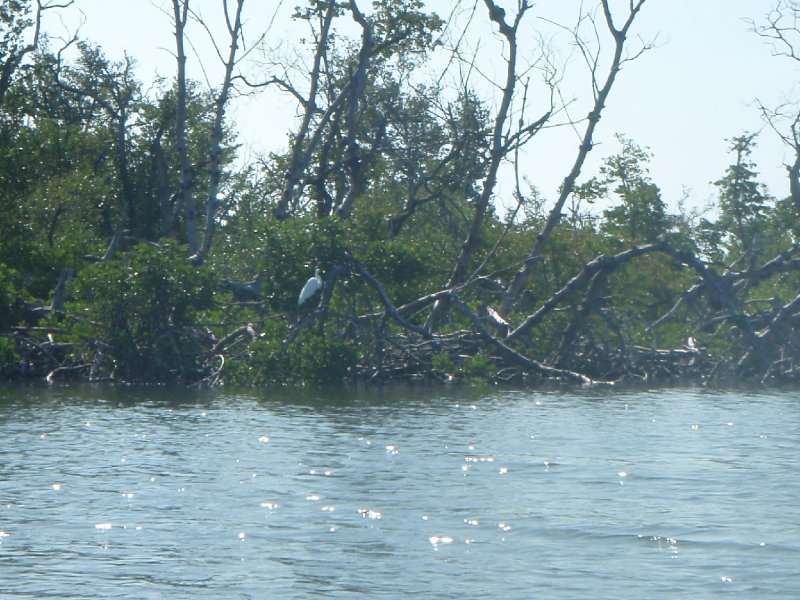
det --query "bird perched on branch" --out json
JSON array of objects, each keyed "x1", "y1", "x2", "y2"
[{"x1": 298, "y1": 268, "x2": 323, "y2": 306}]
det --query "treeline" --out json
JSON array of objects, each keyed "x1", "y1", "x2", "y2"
[{"x1": 2, "y1": 0, "x2": 800, "y2": 387}]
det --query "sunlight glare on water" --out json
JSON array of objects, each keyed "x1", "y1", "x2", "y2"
[{"x1": 0, "y1": 384, "x2": 798, "y2": 598}]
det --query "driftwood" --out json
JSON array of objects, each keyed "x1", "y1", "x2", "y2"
[
  {"x1": 451, "y1": 297, "x2": 596, "y2": 385},
  {"x1": 326, "y1": 257, "x2": 598, "y2": 384},
  {"x1": 333, "y1": 240, "x2": 800, "y2": 385},
  {"x1": 210, "y1": 323, "x2": 257, "y2": 354},
  {"x1": 5, "y1": 329, "x2": 74, "y2": 378}
]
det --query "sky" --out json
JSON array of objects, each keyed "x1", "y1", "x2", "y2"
[{"x1": 46, "y1": 0, "x2": 800, "y2": 217}]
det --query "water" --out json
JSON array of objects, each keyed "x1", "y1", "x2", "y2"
[{"x1": 0, "y1": 384, "x2": 798, "y2": 599}]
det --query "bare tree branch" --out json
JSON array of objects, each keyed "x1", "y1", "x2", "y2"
[{"x1": 752, "y1": 2, "x2": 800, "y2": 208}]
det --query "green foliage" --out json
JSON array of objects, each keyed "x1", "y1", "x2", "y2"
[
  {"x1": 66, "y1": 242, "x2": 215, "y2": 382},
  {"x1": 0, "y1": 264, "x2": 16, "y2": 329},
  {"x1": 605, "y1": 253, "x2": 691, "y2": 337},
  {"x1": 598, "y1": 135, "x2": 671, "y2": 244},
  {"x1": 432, "y1": 352, "x2": 494, "y2": 383},
  {"x1": 0, "y1": 263, "x2": 27, "y2": 374},
  {"x1": 224, "y1": 330, "x2": 357, "y2": 386},
  {"x1": 286, "y1": 330, "x2": 358, "y2": 384},
  {"x1": 713, "y1": 133, "x2": 772, "y2": 254},
  {"x1": 770, "y1": 196, "x2": 800, "y2": 242},
  {"x1": 2, "y1": 1, "x2": 800, "y2": 387},
  {"x1": 218, "y1": 214, "x2": 348, "y2": 311},
  {"x1": 361, "y1": 239, "x2": 431, "y2": 305},
  {"x1": 0, "y1": 262, "x2": 29, "y2": 329},
  {"x1": 0, "y1": 0, "x2": 33, "y2": 100},
  {"x1": 0, "y1": 336, "x2": 16, "y2": 372}
]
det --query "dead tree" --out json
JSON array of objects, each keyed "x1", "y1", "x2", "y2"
[
  {"x1": 752, "y1": 1, "x2": 800, "y2": 209},
  {"x1": 498, "y1": 0, "x2": 651, "y2": 318},
  {"x1": 268, "y1": 0, "x2": 375, "y2": 220},
  {"x1": 271, "y1": 0, "x2": 338, "y2": 220},
  {"x1": 198, "y1": 0, "x2": 246, "y2": 262},
  {"x1": 171, "y1": 0, "x2": 248, "y2": 263},
  {"x1": 266, "y1": 0, "x2": 443, "y2": 221},
  {"x1": 0, "y1": 0, "x2": 72, "y2": 106},
  {"x1": 172, "y1": 0, "x2": 199, "y2": 255},
  {"x1": 427, "y1": 0, "x2": 553, "y2": 329},
  {"x1": 350, "y1": 238, "x2": 800, "y2": 384}
]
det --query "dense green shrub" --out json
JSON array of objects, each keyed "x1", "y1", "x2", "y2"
[
  {"x1": 361, "y1": 239, "x2": 432, "y2": 306},
  {"x1": 0, "y1": 264, "x2": 28, "y2": 375},
  {"x1": 0, "y1": 264, "x2": 21, "y2": 330},
  {"x1": 0, "y1": 336, "x2": 16, "y2": 373},
  {"x1": 432, "y1": 352, "x2": 494, "y2": 384},
  {"x1": 66, "y1": 242, "x2": 215, "y2": 383},
  {"x1": 0, "y1": 263, "x2": 34, "y2": 328},
  {"x1": 287, "y1": 330, "x2": 358, "y2": 384},
  {"x1": 223, "y1": 329, "x2": 357, "y2": 386}
]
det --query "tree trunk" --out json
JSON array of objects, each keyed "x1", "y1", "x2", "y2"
[
  {"x1": 172, "y1": 0, "x2": 200, "y2": 257},
  {"x1": 198, "y1": 0, "x2": 246, "y2": 262}
]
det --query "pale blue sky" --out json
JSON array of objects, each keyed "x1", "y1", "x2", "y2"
[{"x1": 49, "y1": 0, "x2": 800, "y2": 216}]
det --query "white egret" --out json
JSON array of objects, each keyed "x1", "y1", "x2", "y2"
[{"x1": 298, "y1": 268, "x2": 323, "y2": 305}]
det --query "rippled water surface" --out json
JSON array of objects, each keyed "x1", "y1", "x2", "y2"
[{"x1": 0, "y1": 384, "x2": 798, "y2": 598}]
